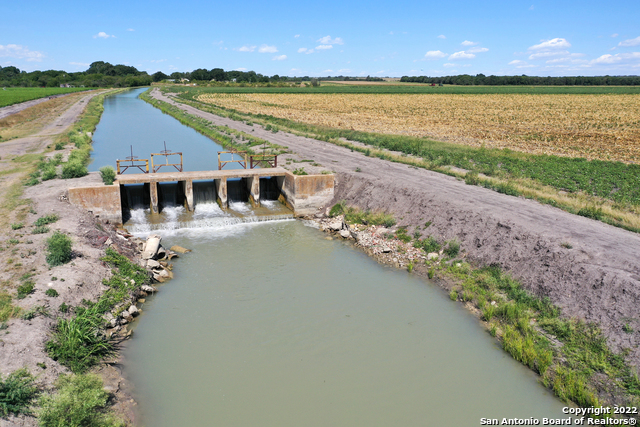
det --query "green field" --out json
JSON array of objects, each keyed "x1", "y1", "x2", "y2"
[
  {"x1": 0, "y1": 87, "x2": 90, "y2": 108},
  {"x1": 168, "y1": 84, "x2": 640, "y2": 95}
]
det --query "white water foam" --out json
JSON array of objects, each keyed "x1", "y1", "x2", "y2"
[{"x1": 229, "y1": 201, "x2": 251, "y2": 213}]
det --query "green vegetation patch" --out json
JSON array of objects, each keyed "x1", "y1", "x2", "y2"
[
  {"x1": 0, "y1": 87, "x2": 88, "y2": 108},
  {"x1": 37, "y1": 374, "x2": 124, "y2": 427},
  {"x1": 0, "y1": 368, "x2": 39, "y2": 417},
  {"x1": 329, "y1": 201, "x2": 396, "y2": 227},
  {"x1": 45, "y1": 232, "x2": 72, "y2": 267}
]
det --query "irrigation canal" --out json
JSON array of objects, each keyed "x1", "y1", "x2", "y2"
[{"x1": 90, "y1": 88, "x2": 573, "y2": 425}]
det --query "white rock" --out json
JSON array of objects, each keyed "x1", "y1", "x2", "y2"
[
  {"x1": 340, "y1": 229, "x2": 351, "y2": 239},
  {"x1": 146, "y1": 259, "x2": 162, "y2": 269},
  {"x1": 128, "y1": 305, "x2": 139, "y2": 316},
  {"x1": 328, "y1": 220, "x2": 343, "y2": 231},
  {"x1": 141, "y1": 285, "x2": 157, "y2": 293},
  {"x1": 427, "y1": 252, "x2": 439, "y2": 260}
]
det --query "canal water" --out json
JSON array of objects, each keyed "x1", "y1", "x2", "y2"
[{"x1": 91, "y1": 89, "x2": 572, "y2": 426}]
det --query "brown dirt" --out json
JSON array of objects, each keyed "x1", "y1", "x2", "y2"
[{"x1": 152, "y1": 89, "x2": 640, "y2": 367}]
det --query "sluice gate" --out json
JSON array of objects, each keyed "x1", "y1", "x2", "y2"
[{"x1": 67, "y1": 167, "x2": 334, "y2": 224}]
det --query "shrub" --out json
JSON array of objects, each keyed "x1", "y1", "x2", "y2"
[
  {"x1": 54, "y1": 142, "x2": 65, "y2": 150},
  {"x1": 45, "y1": 289, "x2": 59, "y2": 297},
  {"x1": 16, "y1": 281, "x2": 35, "y2": 299},
  {"x1": 329, "y1": 201, "x2": 346, "y2": 217},
  {"x1": 61, "y1": 161, "x2": 88, "y2": 179},
  {"x1": 37, "y1": 374, "x2": 124, "y2": 427},
  {"x1": 99, "y1": 166, "x2": 116, "y2": 185},
  {"x1": 41, "y1": 165, "x2": 57, "y2": 181},
  {"x1": 418, "y1": 236, "x2": 441, "y2": 254},
  {"x1": 10, "y1": 223, "x2": 24, "y2": 230},
  {"x1": 34, "y1": 214, "x2": 59, "y2": 226},
  {"x1": 577, "y1": 206, "x2": 603, "y2": 221},
  {"x1": 32, "y1": 226, "x2": 50, "y2": 234},
  {"x1": 46, "y1": 232, "x2": 72, "y2": 267},
  {"x1": 0, "y1": 369, "x2": 39, "y2": 416},
  {"x1": 444, "y1": 240, "x2": 460, "y2": 258}
]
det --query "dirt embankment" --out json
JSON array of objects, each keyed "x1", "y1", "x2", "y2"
[{"x1": 153, "y1": 89, "x2": 640, "y2": 366}]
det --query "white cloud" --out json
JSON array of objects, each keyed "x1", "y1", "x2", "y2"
[
  {"x1": 149, "y1": 59, "x2": 167, "y2": 63},
  {"x1": 443, "y1": 63, "x2": 456, "y2": 67},
  {"x1": 298, "y1": 47, "x2": 308, "y2": 53},
  {"x1": 127, "y1": 28, "x2": 135, "y2": 32},
  {"x1": 94, "y1": 31, "x2": 115, "y2": 39},
  {"x1": 528, "y1": 50, "x2": 569, "y2": 60},
  {"x1": 294, "y1": 34, "x2": 300, "y2": 38},
  {"x1": 338, "y1": 68, "x2": 351, "y2": 72},
  {"x1": 259, "y1": 45, "x2": 278, "y2": 53},
  {"x1": 468, "y1": 47, "x2": 489, "y2": 53},
  {"x1": 437, "y1": 35, "x2": 446, "y2": 39},
  {"x1": 449, "y1": 51, "x2": 475, "y2": 60},
  {"x1": 461, "y1": 40, "x2": 478, "y2": 46},
  {"x1": 424, "y1": 50, "x2": 447, "y2": 59},
  {"x1": 509, "y1": 60, "x2": 526, "y2": 65},
  {"x1": 529, "y1": 5, "x2": 534, "y2": 10},
  {"x1": 235, "y1": 67, "x2": 247, "y2": 71},
  {"x1": 236, "y1": 45, "x2": 256, "y2": 52},
  {"x1": 529, "y1": 38, "x2": 571, "y2": 50},
  {"x1": 0, "y1": 44, "x2": 45, "y2": 62},
  {"x1": 323, "y1": 69, "x2": 333, "y2": 73},
  {"x1": 593, "y1": 54, "x2": 621, "y2": 64},
  {"x1": 69, "y1": 61, "x2": 90, "y2": 67},
  {"x1": 272, "y1": 54, "x2": 287, "y2": 61},
  {"x1": 618, "y1": 36, "x2": 640, "y2": 47},
  {"x1": 315, "y1": 44, "x2": 333, "y2": 50},
  {"x1": 611, "y1": 33, "x2": 619, "y2": 38},
  {"x1": 317, "y1": 35, "x2": 344, "y2": 45}
]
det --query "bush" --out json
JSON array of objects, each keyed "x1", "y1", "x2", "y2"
[
  {"x1": 32, "y1": 226, "x2": 50, "y2": 234},
  {"x1": 61, "y1": 161, "x2": 88, "y2": 179},
  {"x1": 10, "y1": 223, "x2": 23, "y2": 230},
  {"x1": 46, "y1": 232, "x2": 72, "y2": 267},
  {"x1": 99, "y1": 166, "x2": 116, "y2": 186},
  {"x1": 444, "y1": 240, "x2": 460, "y2": 258},
  {"x1": 37, "y1": 374, "x2": 124, "y2": 427},
  {"x1": 41, "y1": 165, "x2": 57, "y2": 181},
  {"x1": 45, "y1": 289, "x2": 59, "y2": 297},
  {"x1": 54, "y1": 142, "x2": 65, "y2": 150},
  {"x1": 34, "y1": 214, "x2": 59, "y2": 226},
  {"x1": 16, "y1": 281, "x2": 35, "y2": 299},
  {"x1": 0, "y1": 368, "x2": 39, "y2": 417}
]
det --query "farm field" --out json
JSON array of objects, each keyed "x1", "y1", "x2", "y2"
[
  {"x1": 0, "y1": 87, "x2": 89, "y2": 108},
  {"x1": 193, "y1": 92, "x2": 640, "y2": 163}
]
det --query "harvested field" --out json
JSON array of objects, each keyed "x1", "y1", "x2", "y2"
[{"x1": 196, "y1": 93, "x2": 640, "y2": 163}]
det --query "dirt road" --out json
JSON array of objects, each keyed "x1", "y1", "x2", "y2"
[{"x1": 151, "y1": 89, "x2": 640, "y2": 365}]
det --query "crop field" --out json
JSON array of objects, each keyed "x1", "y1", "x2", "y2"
[
  {"x1": 194, "y1": 92, "x2": 640, "y2": 163},
  {"x1": 0, "y1": 87, "x2": 89, "y2": 108}
]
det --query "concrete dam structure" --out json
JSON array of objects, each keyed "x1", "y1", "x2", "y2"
[{"x1": 67, "y1": 167, "x2": 334, "y2": 224}]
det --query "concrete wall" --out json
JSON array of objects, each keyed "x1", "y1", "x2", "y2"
[
  {"x1": 68, "y1": 184, "x2": 122, "y2": 224},
  {"x1": 278, "y1": 172, "x2": 334, "y2": 215}
]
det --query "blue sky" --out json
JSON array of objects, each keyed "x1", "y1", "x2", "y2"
[{"x1": 1, "y1": 0, "x2": 639, "y2": 77}]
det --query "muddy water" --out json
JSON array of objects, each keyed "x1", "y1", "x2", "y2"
[{"x1": 92, "y1": 89, "x2": 572, "y2": 426}]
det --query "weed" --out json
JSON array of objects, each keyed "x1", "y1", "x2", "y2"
[
  {"x1": 36, "y1": 363, "x2": 46, "y2": 369},
  {"x1": 577, "y1": 206, "x2": 603, "y2": 220},
  {"x1": 58, "y1": 303, "x2": 70, "y2": 314},
  {"x1": 396, "y1": 230, "x2": 411, "y2": 243},
  {"x1": 444, "y1": 240, "x2": 460, "y2": 258},
  {"x1": 0, "y1": 293, "x2": 21, "y2": 322},
  {"x1": 61, "y1": 161, "x2": 88, "y2": 179},
  {"x1": 355, "y1": 167, "x2": 362, "y2": 172},
  {"x1": 465, "y1": 171, "x2": 480, "y2": 185},
  {"x1": 32, "y1": 226, "x2": 49, "y2": 234},
  {"x1": 623, "y1": 323, "x2": 634, "y2": 334},
  {"x1": 407, "y1": 262, "x2": 414, "y2": 273},
  {"x1": 45, "y1": 289, "x2": 59, "y2": 298},
  {"x1": 0, "y1": 369, "x2": 39, "y2": 416},
  {"x1": 293, "y1": 167, "x2": 308, "y2": 176},
  {"x1": 561, "y1": 242, "x2": 573, "y2": 249},
  {"x1": 424, "y1": 221, "x2": 432, "y2": 228},
  {"x1": 428, "y1": 267, "x2": 435, "y2": 279},
  {"x1": 413, "y1": 230, "x2": 421, "y2": 239},
  {"x1": 449, "y1": 289, "x2": 458, "y2": 301},
  {"x1": 99, "y1": 166, "x2": 116, "y2": 186},
  {"x1": 8, "y1": 239, "x2": 19, "y2": 245},
  {"x1": 54, "y1": 142, "x2": 65, "y2": 150},
  {"x1": 416, "y1": 236, "x2": 441, "y2": 254},
  {"x1": 34, "y1": 214, "x2": 59, "y2": 226},
  {"x1": 37, "y1": 374, "x2": 124, "y2": 427},
  {"x1": 45, "y1": 232, "x2": 72, "y2": 267},
  {"x1": 10, "y1": 223, "x2": 24, "y2": 230},
  {"x1": 16, "y1": 281, "x2": 35, "y2": 299},
  {"x1": 21, "y1": 306, "x2": 48, "y2": 320}
]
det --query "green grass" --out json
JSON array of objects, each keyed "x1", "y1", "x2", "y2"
[
  {"x1": 37, "y1": 374, "x2": 124, "y2": 427},
  {"x1": 0, "y1": 368, "x2": 39, "y2": 417},
  {"x1": 45, "y1": 232, "x2": 72, "y2": 267},
  {"x1": 98, "y1": 166, "x2": 115, "y2": 185},
  {"x1": 32, "y1": 225, "x2": 50, "y2": 234},
  {"x1": 170, "y1": 84, "x2": 640, "y2": 95},
  {"x1": 0, "y1": 292, "x2": 21, "y2": 322},
  {"x1": 45, "y1": 289, "x2": 59, "y2": 297},
  {"x1": 329, "y1": 201, "x2": 396, "y2": 227},
  {"x1": 16, "y1": 281, "x2": 35, "y2": 299},
  {"x1": 0, "y1": 87, "x2": 89, "y2": 108}
]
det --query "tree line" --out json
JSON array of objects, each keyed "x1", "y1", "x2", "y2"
[{"x1": 400, "y1": 74, "x2": 640, "y2": 86}]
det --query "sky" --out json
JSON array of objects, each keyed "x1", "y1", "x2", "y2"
[{"x1": 1, "y1": 0, "x2": 639, "y2": 77}]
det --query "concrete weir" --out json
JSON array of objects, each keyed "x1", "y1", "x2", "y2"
[{"x1": 67, "y1": 167, "x2": 334, "y2": 224}]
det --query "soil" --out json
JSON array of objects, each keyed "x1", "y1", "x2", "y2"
[{"x1": 151, "y1": 89, "x2": 640, "y2": 367}]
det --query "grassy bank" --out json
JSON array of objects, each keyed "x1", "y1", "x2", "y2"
[
  {"x1": 171, "y1": 92, "x2": 640, "y2": 233},
  {"x1": 0, "y1": 87, "x2": 90, "y2": 108},
  {"x1": 334, "y1": 203, "x2": 640, "y2": 418}
]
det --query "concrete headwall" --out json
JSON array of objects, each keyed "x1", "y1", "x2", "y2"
[
  {"x1": 278, "y1": 172, "x2": 334, "y2": 215},
  {"x1": 68, "y1": 185, "x2": 122, "y2": 224}
]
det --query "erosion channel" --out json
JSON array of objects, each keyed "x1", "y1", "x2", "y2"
[{"x1": 92, "y1": 88, "x2": 571, "y2": 425}]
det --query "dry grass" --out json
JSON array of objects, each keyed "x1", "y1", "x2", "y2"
[{"x1": 197, "y1": 93, "x2": 640, "y2": 163}]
